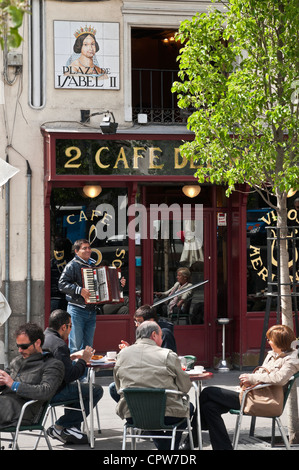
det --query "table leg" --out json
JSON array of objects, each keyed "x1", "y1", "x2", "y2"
[{"x1": 192, "y1": 380, "x2": 203, "y2": 450}]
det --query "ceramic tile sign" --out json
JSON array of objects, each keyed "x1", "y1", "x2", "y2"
[{"x1": 54, "y1": 21, "x2": 120, "y2": 89}]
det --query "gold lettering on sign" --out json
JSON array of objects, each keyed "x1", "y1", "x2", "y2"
[
  {"x1": 95, "y1": 147, "x2": 110, "y2": 168},
  {"x1": 66, "y1": 214, "x2": 76, "y2": 224},
  {"x1": 114, "y1": 147, "x2": 129, "y2": 169},
  {"x1": 133, "y1": 147, "x2": 145, "y2": 169},
  {"x1": 249, "y1": 209, "x2": 299, "y2": 284},
  {"x1": 149, "y1": 147, "x2": 164, "y2": 169},
  {"x1": 65, "y1": 146, "x2": 81, "y2": 168},
  {"x1": 174, "y1": 148, "x2": 187, "y2": 169}
]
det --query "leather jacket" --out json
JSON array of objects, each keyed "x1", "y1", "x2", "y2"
[{"x1": 58, "y1": 255, "x2": 96, "y2": 310}]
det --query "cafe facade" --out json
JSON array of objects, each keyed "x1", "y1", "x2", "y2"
[
  {"x1": 42, "y1": 125, "x2": 278, "y2": 369},
  {"x1": 1, "y1": 0, "x2": 297, "y2": 367}
]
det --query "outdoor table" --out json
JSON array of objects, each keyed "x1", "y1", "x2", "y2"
[
  {"x1": 87, "y1": 360, "x2": 115, "y2": 448},
  {"x1": 188, "y1": 371, "x2": 213, "y2": 450}
]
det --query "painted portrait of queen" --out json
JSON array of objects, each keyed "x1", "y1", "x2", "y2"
[{"x1": 65, "y1": 25, "x2": 108, "y2": 77}]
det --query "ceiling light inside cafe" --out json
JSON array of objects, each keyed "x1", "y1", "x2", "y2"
[
  {"x1": 82, "y1": 185, "x2": 102, "y2": 198},
  {"x1": 182, "y1": 185, "x2": 201, "y2": 198}
]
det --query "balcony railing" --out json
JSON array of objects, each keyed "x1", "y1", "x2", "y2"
[{"x1": 132, "y1": 68, "x2": 188, "y2": 125}]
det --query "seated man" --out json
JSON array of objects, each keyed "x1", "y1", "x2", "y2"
[
  {"x1": 109, "y1": 304, "x2": 177, "y2": 402},
  {"x1": 43, "y1": 309, "x2": 103, "y2": 445},
  {"x1": 134, "y1": 304, "x2": 177, "y2": 352},
  {"x1": 0, "y1": 323, "x2": 64, "y2": 429},
  {"x1": 113, "y1": 321, "x2": 193, "y2": 450}
]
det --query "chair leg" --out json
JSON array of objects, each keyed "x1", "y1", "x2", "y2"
[
  {"x1": 275, "y1": 417, "x2": 290, "y2": 450},
  {"x1": 95, "y1": 402, "x2": 101, "y2": 433},
  {"x1": 232, "y1": 414, "x2": 243, "y2": 450},
  {"x1": 122, "y1": 426, "x2": 127, "y2": 450},
  {"x1": 43, "y1": 427, "x2": 53, "y2": 450},
  {"x1": 170, "y1": 428, "x2": 177, "y2": 450},
  {"x1": 271, "y1": 418, "x2": 275, "y2": 447},
  {"x1": 188, "y1": 419, "x2": 194, "y2": 450}
]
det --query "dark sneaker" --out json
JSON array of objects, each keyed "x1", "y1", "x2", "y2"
[
  {"x1": 61, "y1": 427, "x2": 88, "y2": 445},
  {"x1": 47, "y1": 425, "x2": 67, "y2": 443}
]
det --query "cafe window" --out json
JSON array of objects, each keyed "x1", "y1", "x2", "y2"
[
  {"x1": 246, "y1": 192, "x2": 299, "y2": 312},
  {"x1": 50, "y1": 187, "x2": 129, "y2": 314}
]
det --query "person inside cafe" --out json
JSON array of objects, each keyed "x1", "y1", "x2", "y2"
[
  {"x1": 180, "y1": 324, "x2": 299, "y2": 450},
  {"x1": 0, "y1": 323, "x2": 64, "y2": 430},
  {"x1": 154, "y1": 267, "x2": 193, "y2": 318},
  {"x1": 113, "y1": 321, "x2": 194, "y2": 450},
  {"x1": 43, "y1": 309, "x2": 103, "y2": 445}
]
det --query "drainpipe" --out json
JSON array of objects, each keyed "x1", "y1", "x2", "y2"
[
  {"x1": 26, "y1": 161, "x2": 32, "y2": 323},
  {"x1": 4, "y1": 155, "x2": 10, "y2": 367}
]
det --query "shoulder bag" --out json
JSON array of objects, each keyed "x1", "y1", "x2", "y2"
[{"x1": 239, "y1": 366, "x2": 284, "y2": 417}]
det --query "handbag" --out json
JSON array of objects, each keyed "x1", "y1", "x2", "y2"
[{"x1": 239, "y1": 367, "x2": 284, "y2": 417}]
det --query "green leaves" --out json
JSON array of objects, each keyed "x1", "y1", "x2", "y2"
[
  {"x1": 172, "y1": 0, "x2": 299, "y2": 196},
  {"x1": 0, "y1": 0, "x2": 28, "y2": 50}
]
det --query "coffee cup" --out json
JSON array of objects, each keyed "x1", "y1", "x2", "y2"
[
  {"x1": 194, "y1": 365, "x2": 204, "y2": 373},
  {"x1": 107, "y1": 351, "x2": 117, "y2": 360}
]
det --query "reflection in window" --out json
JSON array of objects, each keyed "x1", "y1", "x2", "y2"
[
  {"x1": 245, "y1": 192, "x2": 299, "y2": 313},
  {"x1": 50, "y1": 187, "x2": 129, "y2": 314},
  {"x1": 153, "y1": 219, "x2": 204, "y2": 325}
]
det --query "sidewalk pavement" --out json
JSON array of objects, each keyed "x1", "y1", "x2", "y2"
[{"x1": 3, "y1": 370, "x2": 299, "y2": 451}]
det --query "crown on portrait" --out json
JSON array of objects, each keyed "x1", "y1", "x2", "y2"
[{"x1": 74, "y1": 25, "x2": 97, "y2": 39}]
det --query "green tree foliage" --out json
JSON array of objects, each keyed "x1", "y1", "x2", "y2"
[
  {"x1": 0, "y1": 0, "x2": 28, "y2": 49},
  {"x1": 173, "y1": 0, "x2": 299, "y2": 441},
  {"x1": 173, "y1": 0, "x2": 298, "y2": 200}
]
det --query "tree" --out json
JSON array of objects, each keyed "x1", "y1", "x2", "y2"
[
  {"x1": 0, "y1": 0, "x2": 28, "y2": 49},
  {"x1": 172, "y1": 0, "x2": 299, "y2": 442}
]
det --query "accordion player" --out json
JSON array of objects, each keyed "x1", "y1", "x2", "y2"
[{"x1": 81, "y1": 266, "x2": 124, "y2": 304}]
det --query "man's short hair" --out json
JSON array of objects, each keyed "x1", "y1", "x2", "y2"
[
  {"x1": 15, "y1": 323, "x2": 45, "y2": 346},
  {"x1": 136, "y1": 321, "x2": 160, "y2": 340},
  {"x1": 134, "y1": 304, "x2": 158, "y2": 321},
  {"x1": 49, "y1": 309, "x2": 71, "y2": 331},
  {"x1": 74, "y1": 239, "x2": 89, "y2": 252}
]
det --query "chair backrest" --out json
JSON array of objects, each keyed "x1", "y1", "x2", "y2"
[
  {"x1": 123, "y1": 388, "x2": 168, "y2": 430},
  {"x1": 283, "y1": 371, "x2": 299, "y2": 409}
]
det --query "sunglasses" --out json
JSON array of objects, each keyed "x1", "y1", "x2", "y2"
[{"x1": 16, "y1": 341, "x2": 35, "y2": 350}]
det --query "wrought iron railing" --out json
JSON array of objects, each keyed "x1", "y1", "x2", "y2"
[{"x1": 132, "y1": 68, "x2": 188, "y2": 124}]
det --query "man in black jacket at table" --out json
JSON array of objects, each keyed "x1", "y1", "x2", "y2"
[{"x1": 43, "y1": 309, "x2": 103, "y2": 445}]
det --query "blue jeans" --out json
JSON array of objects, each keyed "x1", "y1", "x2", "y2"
[
  {"x1": 51, "y1": 382, "x2": 103, "y2": 429},
  {"x1": 67, "y1": 304, "x2": 97, "y2": 353}
]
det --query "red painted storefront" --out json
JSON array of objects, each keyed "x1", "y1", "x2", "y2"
[{"x1": 42, "y1": 128, "x2": 275, "y2": 369}]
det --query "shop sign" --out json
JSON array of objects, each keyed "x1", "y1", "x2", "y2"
[
  {"x1": 54, "y1": 21, "x2": 119, "y2": 90},
  {"x1": 55, "y1": 139, "x2": 200, "y2": 176}
]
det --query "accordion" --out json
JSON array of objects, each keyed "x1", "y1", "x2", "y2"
[{"x1": 81, "y1": 266, "x2": 124, "y2": 304}]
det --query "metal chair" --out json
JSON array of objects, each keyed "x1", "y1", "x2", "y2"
[
  {"x1": 0, "y1": 399, "x2": 52, "y2": 450},
  {"x1": 230, "y1": 372, "x2": 299, "y2": 450},
  {"x1": 41, "y1": 379, "x2": 90, "y2": 443},
  {"x1": 121, "y1": 388, "x2": 194, "y2": 450}
]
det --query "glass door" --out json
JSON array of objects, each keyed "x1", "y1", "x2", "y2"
[{"x1": 149, "y1": 211, "x2": 212, "y2": 365}]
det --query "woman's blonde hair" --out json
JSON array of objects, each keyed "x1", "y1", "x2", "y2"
[
  {"x1": 266, "y1": 324, "x2": 296, "y2": 352},
  {"x1": 177, "y1": 267, "x2": 191, "y2": 281}
]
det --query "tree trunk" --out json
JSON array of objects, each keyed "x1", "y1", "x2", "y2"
[{"x1": 276, "y1": 192, "x2": 299, "y2": 444}]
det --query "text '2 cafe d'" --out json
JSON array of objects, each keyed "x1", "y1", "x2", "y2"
[{"x1": 43, "y1": 127, "x2": 297, "y2": 369}]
